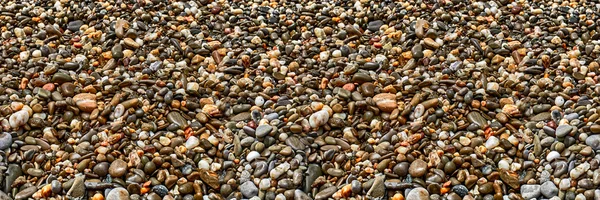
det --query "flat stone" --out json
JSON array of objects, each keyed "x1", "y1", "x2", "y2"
[
  {"x1": 15, "y1": 186, "x2": 37, "y2": 200},
  {"x1": 467, "y1": 112, "x2": 488, "y2": 127},
  {"x1": 530, "y1": 112, "x2": 551, "y2": 121},
  {"x1": 373, "y1": 93, "x2": 397, "y2": 112},
  {"x1": 73, "y1": 93, "x2": 97, "y2": 112},
  {"x1": 555, "y1": 125, "x2": 572, "y2": 137},
  {"x1": 167, "y1": 112, "x2": 188, "y2": 128},
  {"x1": 255, "y1": 124, "x2": 272, "y2": 138},
  {"x1": 586, "y1": 134, "x2": 600, "y2": 150},
  {"x1": 198, "y1": 169, "x2": 220, "y2": 189},
  {"x1": 67, "y1": 20, "x2": 84, "y2": 32},
  {"x1": 315, "y1": 186, "x2": 337, "y2": 200},
  {"x1": 66, "y1": 174, "x2": 86, "y2": 198}
]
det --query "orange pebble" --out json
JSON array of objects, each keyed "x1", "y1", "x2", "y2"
[{"x1": 43, "y1": 83, "x2": 55, "y2": 91}]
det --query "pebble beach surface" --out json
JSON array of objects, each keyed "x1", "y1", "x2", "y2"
[{"x1": 1, "y1": 0, "x2": 600, "y2": 200}]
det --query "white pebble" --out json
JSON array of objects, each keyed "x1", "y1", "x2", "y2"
[
  {"x1": 546, "y1": 151, "x2": 560, "y2": 162},
  {"x1": 555, "y1": 96, "x2": 564, "y2": 107},
  {"x1": 185, "y1": 136, "x2": 200, "y2": 149},
  {"x1": 246, "y1": 151, "x2": 260, "y2": 162},
  {"x1": 485, "y1": 136, "x2": 500, "y2": 149},
  {"x1": 498, "y1": 159, "x2": 510, "y2": 170}
]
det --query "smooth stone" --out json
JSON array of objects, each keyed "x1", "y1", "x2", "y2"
[
  {"x1": 255, "y1": 125, "x2": 272, "y2": 138},
  {"x1": 467, "y1": 112, "x2": 488, "y2": 127},
  {"x1": 0, "y1": 191, "x2": 10, "y2": 200},
  {"x1": 373, "y1": 93, "x2": 397, "y2": 112},
  {"x1": 51, "y1": 73, "x2": 74, "y2": 83},
  {"x1": 367, "y1": 20, "x2": 384, "y2": 32},
  {"x1": 198, "y1": 169, "x2": 220, "y2": 189},
  {"x1": 106, "y1": 187, "x2": 130, "y2": 200},
  {"x1": 315, "y1": 186, "x2": 337, "y2": 200},
  {"x1": 185, "y1": 136, "x2": 200, "y2": 149},
  {"x1": 285, "y1": 136, "x2": 306, "y2": 150},
  {"x1": 555, "y1": 125, "x2": 572, "y2": 137},
  {"x1": 546, "y1": 151, "x2": 560, "y2": 162},
  {"x1": 15, "y1": 186, "x2": 37, "y2": 200},
  {"x1": 167, "y1": 112, "x2": 188, "y2": 128},
  {"x1": 406, "y1": 188, "x2": 429, "y2": 200},
  {"x1": 530, "y1": 112, "x2": 551, "y2": 121},
  {"x1": 73, "y1": 93, "x2": 97, "y2": 112},
  {"x1": 0, "y1": 133, "x2": 12, "y2": 150},
  {"x1": 246, "y1": 151, "x2": 260, "y2": 162},
  {"x1": 93, "y1": 162, "x2": 110, "y2": 177},
  {"x1": 409, "y1": 159, "x2": 428, "y2": 177},
  {"x1": 309, "y1": 110, "x2": 329, "y2": 128},
  {"x1": 67, "y1": 20, "x2": 84, "y2": 32},
  {"x1": 109, "y1": 159, "x2": 128, "y2": 177},
  {"x1": 586, "y1": 135, "x2": 600, "y2": 150}
]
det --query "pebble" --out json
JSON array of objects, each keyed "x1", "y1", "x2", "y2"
[
  {"x1": 406, "y1": 188, "x2": 429, "y2": 200},
  {"x1": 108, "y1": 159, "x2": 128, "y2": 177},
  {"x1": 408, "y1": 159, "x2": 427, "y2": 177},
  {"x1": 0, "y1": 0, "x2": 599, "y2": 199},
  {"x1": 255, "y1": 125, "x2": 272, "y2": 138},
  {"x1": 521, "y1": 185, "x2": 541, "y2": 200},
  {"x1": 106, "y1": 188, "x2": 129, "y2": 200},
  {"x1": 555, "y1": 125, "x2": 572, "y2": 137},
  {"x1": 240, "y1": 181, "x2": 258, "y2": 198},
  {"x1": 0, "y1": 133, "x2": 12, "y2": 150},
  {"x1": 373, "y1": 93, "x2": 397, "y2": 112},
  {"x1": 541, "y1": 181, "x2": 558, "y2": 198}
]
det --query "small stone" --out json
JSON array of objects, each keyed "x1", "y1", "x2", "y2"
[
  {"x1": 409, "y1": 159, "x2": 427, "y2": 177},
  {"x1": 373, "y1": 93, "x2": 397, "y2": 112},
  {"x1": 423, "y1": 38, "x2": 440, "y2": 49},
  {"x1": 586, "y1": 135, "x2": 600, "y2": 150},
  {"x1": 15, "y1": 186, "x2": 37, "y2": 200},
  {"x1": 555, "y1": 125, "x2": 572, "y2": 137},
  {"x1": 167, "y1": 112, "x2": 188, "y2": 128},
  {"x1": 255, "y1": 125, "x2": 272, "y2": 138},
  {"x1": 521, "y1": 184, "x2": 541, "y2": 200},
  {"x1": 366, "y1": 175, "x2": 385, "y2": 198},
  {"x1": 66, "y1": 175, "x2": 85, "y2": 198},
  {"x1": 406, "y1": 188, "x2": 429, "y2": 200},
  {"x1": 9, "y1": 110, "x2": 29, "y2": 128},
  {"x1": 123, "y1": 38, "x2": 140, "y2": 49},
  {"x1": 546, "y1": 151, "x2": 560, "y2": 162},
  {"x1": 0, "y1": 133, "x2": 12, "y2": 150},
  {"x1": 240, "y1": 181, "x2": 258, "y2": 198},
  {"x1": 246, "y1": 151, "x2": 260, "y2": 162},
  {"x1": 541, "y1": 181, "x2": 558, "y2": 198},
  {"x1": 109, "y1": 159, "x2": 128, "y2": 177},
  {"x1": 106, "y1": 187, "x2": 129, "y2": 200},
  {"x1": 73, "y1": 93, "x2": 97, "y2": 112},
  {"x1": 309, "y1": 110, "x2": 329, "y2": 128},
  {"x1": 185, "y1": 136, "x2": 200, "y2": 149}
]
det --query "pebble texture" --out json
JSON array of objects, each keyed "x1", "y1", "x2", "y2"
[{"x1": 1, "y1": 0, "x2": 600, "y2": 200}]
